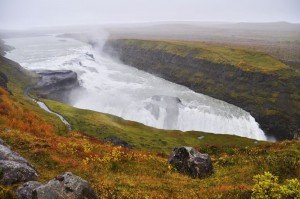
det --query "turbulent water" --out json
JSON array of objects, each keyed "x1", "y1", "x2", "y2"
[{"x1": 4, "y1": 35, "x2": 267, "y2": 140}]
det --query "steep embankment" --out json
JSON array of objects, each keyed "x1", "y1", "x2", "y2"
[{"x1": 104, "y1": 39, "x2": 300, "y2": 140}]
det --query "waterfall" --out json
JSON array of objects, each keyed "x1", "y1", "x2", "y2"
[{"x1": 4, "y1": 34, "x2": 267, "y2": 141}]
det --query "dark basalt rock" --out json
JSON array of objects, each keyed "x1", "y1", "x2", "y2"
[
  {"x1": 33, "y1": 70, "x2": 80, "y2": 103},
  {"x1": 104, "y1": 136, "x2": 133, "y2": 148},
  {"x1": 0, "y1": 140, "x2": 38, "y2": 185},
  {"x1": 169, "y1": 147, "x2": 213, "y2": 178},
  {"x1": 17, "y1": 172, "x2": 97, "y2": 199}
]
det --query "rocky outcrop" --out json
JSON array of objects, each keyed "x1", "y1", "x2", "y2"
[
  {"x1": 33, "y1": 70, "x2": 80, "y2": 103},
  {"x1": 0, "y1": 139, "x2": 38, "y2": 185},
  {"x1": 104, "y1": 136, "x2": 133, "y2": 148},
  {"x1": 169, "y1": 147, "x2": 213, "y2": 178},
  {"x1": 16, "y1": 172, "x2": 97, "y2": 199},
  {"x1": 104, "y1": 40, "x2": 300, "y2": 140}
]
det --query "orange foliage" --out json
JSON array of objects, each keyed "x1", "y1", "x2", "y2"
[
  {"x1": 1, "y1": 86, "x2": 295, "y2": 198},
  {"x1": 0, "y1": 87, "x2": 54, "y2": 135}
]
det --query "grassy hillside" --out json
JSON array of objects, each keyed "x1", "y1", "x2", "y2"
[
  {"x1": 43, "y1": 99, "x2": 259, "y2": 154},
  {"x1": 0, "y1": 56, "x2": 67, "y2": 133},
  {"x1": 119, "y1": 40, "x2": 291, "y2": 73},
  {"x1": 0, "y1": 54, "x2": 299, "y2": 198}
]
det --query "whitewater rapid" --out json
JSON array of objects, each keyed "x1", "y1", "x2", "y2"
[{"x1": 4, "y1": 35, "x2": 267, "y2": 140}]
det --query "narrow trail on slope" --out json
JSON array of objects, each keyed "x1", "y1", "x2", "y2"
[{"x1": 24, "y1": 87, "x2": 72, "y2": 131}]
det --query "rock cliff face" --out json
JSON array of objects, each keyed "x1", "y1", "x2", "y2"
[
  {"x1": 33, "y1": 70, "x2": 80, "y2": 103},
  {"x1": 104, "y1": 40, "x2": 300, "y2": 140}
]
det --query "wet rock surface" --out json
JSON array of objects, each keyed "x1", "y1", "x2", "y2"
[
  {"x1": 33, "y1": 70, "x2": 80, "y2": 103},
  {"x1": 17, "y1": 172, "x2": 97, "y2": 199},
  {"x1": 0, "y1": 140, "x2": 38, "y2": 185},
  {"x1": 169, "y1": 147, "x2": 213, "y2": 178}
]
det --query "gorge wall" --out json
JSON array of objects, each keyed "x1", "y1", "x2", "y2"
[{"x1": 104, "y1": 39, "x2": 300, "y2": 140}]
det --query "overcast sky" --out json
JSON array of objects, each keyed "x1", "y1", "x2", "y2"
[{"x1": 0, "y1": 0, "x2": 299, "y2": 29}]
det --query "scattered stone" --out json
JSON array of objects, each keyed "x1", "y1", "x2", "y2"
[
  {"x1": 17, "y1": 172, "x2": 97, "y2": 199},
  {"x1": 104, "y1": 136, "x2": 133, "y2": 148},
  {"x1": 169, "y1": 146, "x2": 213, "y2": 178}
]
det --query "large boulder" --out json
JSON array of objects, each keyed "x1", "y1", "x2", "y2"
[
  {"x1": 0, "y1": 140, "x2": 38, "y2": 185},
  {"x1": 0, "y1": 160, "x2": 38, "y2": 185},
  {"x1": 169, "y1": 147, "x2": 213, "y2": 178},
  {"x1": 17, "y1": 172, "x2": 97, "y2": 199},
  {"x1": 0, "y1": 144, "x2": 30, "y2": 165}
]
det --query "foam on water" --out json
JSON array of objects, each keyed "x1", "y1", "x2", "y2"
[{"x1": 4, "y1": 35, "x2": 267, "y2": 140}]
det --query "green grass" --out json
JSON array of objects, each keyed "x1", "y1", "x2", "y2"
[
  {"x1": 120, "y1": 39, "x2": 290, "y2": 73},
  {"x1": 0, "y1": 56, "x2": 67, "y2": 133},
  {"x1": 44, "y1": 99, "x2": 261, "y2": 154}
]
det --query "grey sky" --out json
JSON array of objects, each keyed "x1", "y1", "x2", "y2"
[{"x1": 0, "y1": 0, "x2": 299, "y2": 29}]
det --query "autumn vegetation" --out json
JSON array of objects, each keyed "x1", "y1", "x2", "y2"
[{"x1": 0, "y1": 55, "x2": 299, "y2": 198}]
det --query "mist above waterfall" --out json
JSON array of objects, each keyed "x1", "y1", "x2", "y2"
[
  {"x1": 3, "y1": 33, "x2": 267, "y2": 140},
  {"x1": 1, "y1": 0, "x2": 299, "y2": 30}
]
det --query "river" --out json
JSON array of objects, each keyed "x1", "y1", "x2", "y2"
[{"x1": 4, "y1": 34, "x2": 267, "y2": 140}]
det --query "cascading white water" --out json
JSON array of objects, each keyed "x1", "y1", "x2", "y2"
[{"x1": 4, "y1": 34, "x2": 267, "y2": 140}]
